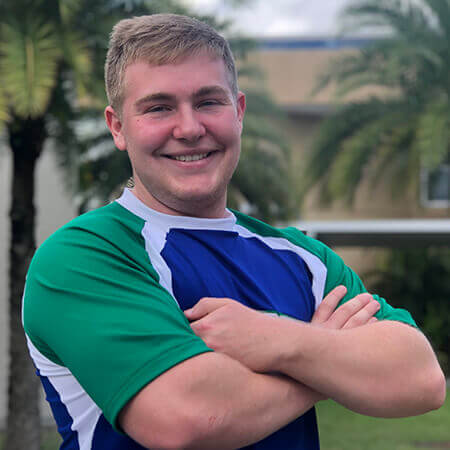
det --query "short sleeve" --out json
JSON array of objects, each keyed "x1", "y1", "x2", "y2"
[
  {"x1": 320, "y1": 242, "x2": 418, "y2": 327},
  {"x1": 280, "y1": 226, "x2": 417, "y2": 328},
  {"x1": 23, "y1": 219, "x2": 212, "y2": 429}
]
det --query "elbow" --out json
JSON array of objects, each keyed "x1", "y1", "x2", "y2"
[
  {"x1": 423, "y1": 367, "x2": 447, "y2": 412},
  {"x1": 128, "y1": 408, "x2": 226, "y2": 450}
]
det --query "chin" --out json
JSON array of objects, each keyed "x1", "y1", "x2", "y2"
[{"x1": 175, "y1": 190, "x2": 225, "y2": 216}]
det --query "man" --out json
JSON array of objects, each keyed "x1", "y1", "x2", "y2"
[{"x1": 23, "y1": 14, "x2": 446, "y2": 450}]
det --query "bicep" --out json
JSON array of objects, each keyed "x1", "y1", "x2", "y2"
[
  {"x1": 119, "y1": 352, "x2": 225, "y2": 448},
  {"x1": 23, "y1": 228, "x2": 211, "y2": 429}
]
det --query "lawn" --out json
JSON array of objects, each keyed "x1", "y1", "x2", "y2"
[
  {"x1": 317, "y1": 390, "x2": 450, "y2": 450},
  {"x1": 1, "y1": 390, "x2": 449, "y2": 449}
]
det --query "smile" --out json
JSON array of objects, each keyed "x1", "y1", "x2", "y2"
[{"x1": 168, "y1": 152, "x2": 211, "y2": 162}]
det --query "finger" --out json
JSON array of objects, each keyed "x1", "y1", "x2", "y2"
[
  {"x1": 326, "y1": 293, "x2": 373, "y2": 329},
  {"x1": 342, "y1": 299, "x2": 381, "y2": 329},
  {"x1": 368, "y1": 317, "x2": 379, "y2": 324},
  {"x1": 189, "y1": 317, "x2": 207, "y2": 336},
  {"x1": 311, "y1": 285, "x2": 347, "y2": 324},
  {"x1": 185, "y1": 297, "x2": 234, "y2": 321}
]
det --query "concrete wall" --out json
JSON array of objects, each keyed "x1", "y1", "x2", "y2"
[{"x1": 0, "y1": 146, "x2": 77, "y2": 427}]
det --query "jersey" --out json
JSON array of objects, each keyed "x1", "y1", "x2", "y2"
[{"x1": 23, "y1": 188, "x2": 417, "y2": 450}]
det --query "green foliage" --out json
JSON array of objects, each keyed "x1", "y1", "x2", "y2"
[
  {"x1": 368, "y1": 248, "x2": 450, "y2": 374},
  {"x1": 229, "y1": 87, "x2": 295, "y2": 222},
  {"x1": 305, "y1": 0, "x2": 450, "y2": 205}
]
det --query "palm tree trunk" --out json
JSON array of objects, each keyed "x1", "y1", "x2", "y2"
[{"x1": 6, "y1": 116, "x2": 46, "y2": 450}]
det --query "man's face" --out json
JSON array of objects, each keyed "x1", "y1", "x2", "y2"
[{"x1": 105, "y1": 52, "x2": 246, "y2": 218}]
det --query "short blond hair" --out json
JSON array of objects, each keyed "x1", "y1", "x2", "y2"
[{"x1": 105, "y1": 14, "x2": 238, "y2": 112}]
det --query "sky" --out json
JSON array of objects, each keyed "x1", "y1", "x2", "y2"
[{"x1": 181, "y1": 0, "x2": 356, "y2": 36}]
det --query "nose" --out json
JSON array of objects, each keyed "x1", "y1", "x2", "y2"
[{"x1": 172, "y1": 106, "x2": 206, "y2": 142}]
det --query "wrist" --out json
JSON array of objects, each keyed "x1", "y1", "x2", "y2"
[{"x1": 275, "y1": 320, "x2": 332, "y2": 377}]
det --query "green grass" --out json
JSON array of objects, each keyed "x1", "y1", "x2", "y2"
[
  {"x1": 1, "y1": 390, "x2": 449, "y2": 449},
  {"x1": 317, "y1": 390, "x2": 450, "y2": 450},
  {"x1": 0, "y1": 427, "x2": 62, "y2": 450}
]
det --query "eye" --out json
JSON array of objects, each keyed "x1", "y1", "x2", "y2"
[
  {"x1": 146, "y1": 105, "x2": 172, "y2": 114},
  {"x1": 198, "y1": 99, "x2": 221, "y2": 108}
]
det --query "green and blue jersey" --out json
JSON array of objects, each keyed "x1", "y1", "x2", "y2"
[{"x1": 23, "y1": 188, "x2": 416, "y2": 449}]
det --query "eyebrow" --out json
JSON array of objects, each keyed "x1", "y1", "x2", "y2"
[
  {"x1": 134, "y1": 85, "x2": 231, "y2": 109},
  {"x1": 134, "y1": 93, "x2": 174, "y2": 109},
  {"x1": 195, "y1": 86, "x2": 230, "y2": 98}
]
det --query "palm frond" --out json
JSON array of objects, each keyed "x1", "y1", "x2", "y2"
[
  {"x1": 369, "y1": 118, "x2": 416, "y2": 191},
  {"x1": 415, "y1": 96, "x2": 450, "y2": 169},
  {"x1": 326, "y1": 116, "x2": 389, "y2": 203},
  {"x1": 0, "y1": 86, "x2": 9, "y2": 123},
  {"x1": 61, "y1": 30, "x2": 94, "y2": 103},
  {"x1": 423, "y1": 0, "x2": 450, "y2": 40},
  {"x1": 303, "y1": 99, "x2": 387, "y2": 194},
  {"x1": 308, "y1": 0, "x2": 450, "y2": 206},
  {"x1": 343, "y1": 0, "x2": 434, "y2": 38},
  {"x1": 0, "y1": 17, "x2": 61, "y2": 118}
]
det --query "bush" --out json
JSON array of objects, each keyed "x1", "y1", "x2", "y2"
[{"x1": 368, "y1": 248, "x2": 450, "y2": 375}]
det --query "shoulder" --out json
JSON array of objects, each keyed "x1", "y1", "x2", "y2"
[
  {"x1": 36, "y1": 202, "x2": 144, "y2": 253},
  {"x1": 59, "y1": 201, "x2": 145, "y2": 239},
  {"x1": 28, "y1": 201, "x2": 155, "y2": 284},
  {"x1": 232, "y1": 209, "x2": 331, "y2": 261}
]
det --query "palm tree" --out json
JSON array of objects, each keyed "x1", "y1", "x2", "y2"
[
  {"x1": 0, "y1": 1, "x2": 185, "y2": 448},
  {"x1": 303, "y1": 0, "x2": 450, "y2": 205}
]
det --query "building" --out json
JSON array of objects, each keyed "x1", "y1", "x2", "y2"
[{"x1": 245, "y1": 36, "x2": 449, "y2": 269}]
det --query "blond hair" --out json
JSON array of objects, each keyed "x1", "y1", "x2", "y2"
[{"x1": 105, "y1": 14, "x2": 238, "y2": 112}]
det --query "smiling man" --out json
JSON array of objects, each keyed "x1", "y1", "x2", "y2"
[
  {"x1": 105, "y1": 53, "x2": 245, "y2": 218},
  {"x1": 23, "y1": 14, "x2": 446, "y2": 450}
]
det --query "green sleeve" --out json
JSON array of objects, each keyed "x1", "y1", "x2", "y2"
[
  {"x1": 318, "y1": 239, "x2": 417, "y2": 327},
  {"x1": 23, "y1": 217, "x2": 212, "y2": 429},
  {"x1": 281, "y1": 226, "x2": 417, "y2": 327}
]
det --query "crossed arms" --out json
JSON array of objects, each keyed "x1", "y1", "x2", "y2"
[{"x1": 120, "y1": 287, "x2": 446, "y2": 449}]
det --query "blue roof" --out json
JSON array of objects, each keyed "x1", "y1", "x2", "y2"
[{"x1": 257, "y1": 37, "x2": 374, "y2": 51}]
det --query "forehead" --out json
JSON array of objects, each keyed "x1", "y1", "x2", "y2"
[{"x1": 122, "y1": 53, "x2": 232, "y2": 102}]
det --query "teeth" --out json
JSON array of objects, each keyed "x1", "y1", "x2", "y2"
[{"x1": 173, "y1": 153, "x2": 209, "y2": 162}]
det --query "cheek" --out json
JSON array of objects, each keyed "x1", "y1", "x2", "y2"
[
  {"x1": 128, "y1": 121, "x2": 172, "y2": 151},
  {"x1": 210, "y1": 118, "x2": 242, "y2": 146}
]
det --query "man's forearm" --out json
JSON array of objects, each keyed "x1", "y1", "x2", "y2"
[
  {"x1": 186, "y1": 295, "x2": 446, "y2": 419},
  {"x1": 274, "y1": 319, "x2": 446, "y2": 417},
  {"x1": 121, "y1": 352, "x2": 322, "y2": 449}
]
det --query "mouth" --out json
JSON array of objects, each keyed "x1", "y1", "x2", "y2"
[{"x1": 164, "y1": 152, "x2": 212, "y2": 162}]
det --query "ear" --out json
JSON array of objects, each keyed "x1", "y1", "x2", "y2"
[
  {"x1": 236, "y1": 91, "x2": 246, "y2": 130},
  {"x1": 105, "y1": 105, "x2": 127, "y2": 151}
]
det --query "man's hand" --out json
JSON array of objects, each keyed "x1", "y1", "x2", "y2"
[
  {"x1": 185, "y1": 297, "x2": 276, "y2": 372},
  {"x1": 185, "y1": 286, "x2": 380, "y2": 373},
  {"x1": 311, "y1": 285, "x2": 380, "y2": 329}
]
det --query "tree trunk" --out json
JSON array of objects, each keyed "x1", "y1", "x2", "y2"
[{"x1": 5, "y1": 116, "x2": 46, "y2": 450}]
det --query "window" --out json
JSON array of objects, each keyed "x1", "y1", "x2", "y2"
[{"x1": 421, "y1": 164, "x2": 450, "y2": 208}]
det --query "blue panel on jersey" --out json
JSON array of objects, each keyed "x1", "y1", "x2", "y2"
[
  {"x1": 242, "y1": 408, "x2": 319, "y2": 450},
  {"x1": 38, "y1": 370, "x2": 80, "y2": 450},
  {"x1": 162, "y1": 229, "x2": 315, "y2": 321},
  {"x1": 161, "y1": 228, "x2": 319, "y2": 450},
  {"x1": 92, "y1": 414, "x2": 146, "y2": 449}
]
